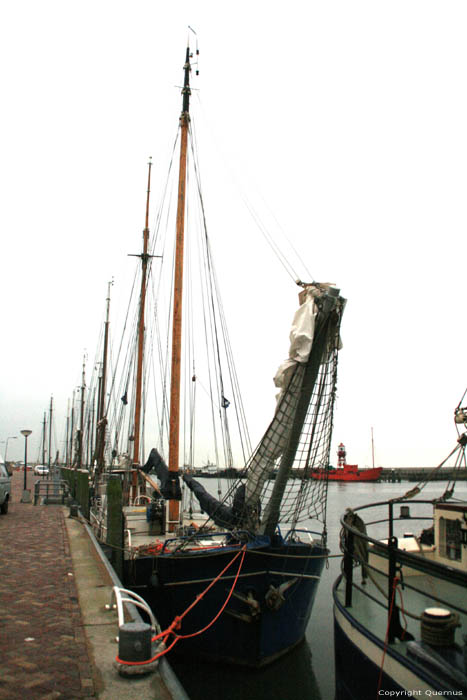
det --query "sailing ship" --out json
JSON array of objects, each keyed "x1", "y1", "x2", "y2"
[
  {"x1": 333, "y1": 398, "x2": 467, "y2": 697},
  {"x1": 88, "y1": 45, "x2": 346, "y2": 667},
  {"x1": 309, "y1": 442, "x2": 382, "y2": 482}
]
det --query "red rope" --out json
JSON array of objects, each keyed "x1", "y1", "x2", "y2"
[
  {"x1": 116, "y1": 544, "x2": 247, "y2": 666},
  {"x1": 175, "y1": 546, "x2": 247, "y2": 640},
  {"x1": 376, "y1": 577, "x2": 399, "y2": 697},
  {"x1": 395, "y1": 585, "x2": 410, "y2": 639}
]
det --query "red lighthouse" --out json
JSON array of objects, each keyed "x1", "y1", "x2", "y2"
[{"x1": 337, "y1": 442, "x2": 346, "y2": 467}]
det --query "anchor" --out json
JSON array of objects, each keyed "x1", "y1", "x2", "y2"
[{"x1": 265, "y1": 578, "x2": 298, "y2": 611}]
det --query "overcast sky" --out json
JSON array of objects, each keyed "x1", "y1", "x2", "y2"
[{"x1": 1, "y1": 1, "x2": 466, "y2": 468}]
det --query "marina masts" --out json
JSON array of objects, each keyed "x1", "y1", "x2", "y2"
[{"x1": 168, "y1": 46, "x2": 191, "y2": 530}]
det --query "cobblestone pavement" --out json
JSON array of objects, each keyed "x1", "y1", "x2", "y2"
[{"x1": 0, "y1": 470, "x2": 97, "y2": 699}]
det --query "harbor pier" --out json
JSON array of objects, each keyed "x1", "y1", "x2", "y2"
[{"x1": 0, "y1": 470, "x2": 188, "y2": 700}]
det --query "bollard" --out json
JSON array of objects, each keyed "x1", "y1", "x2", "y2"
[
  {"x1": 109, "y1": 586, "x2": 163, "y2": 677},
  {"x1": 118, "y1": 622, "x2": 152, "y2": 662},
  {"x1": 114, "y1": 621, "x2": 162, "y2": 676}
]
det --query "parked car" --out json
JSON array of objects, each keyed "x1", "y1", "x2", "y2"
[
  {"x1": 34, "y1": 465, "x2": 49, "y2": 476},
  {"x1": 0, "y1": 462, "x2": 11, "y2": 514}
]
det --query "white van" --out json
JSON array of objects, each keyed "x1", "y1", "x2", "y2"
[{"x1": 0, "y1": 459, "x2": 11, "y2": 514}]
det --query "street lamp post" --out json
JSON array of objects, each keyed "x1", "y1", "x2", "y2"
[{"x1": 20, "y1": 430, "x2": 32, "y2": 502}]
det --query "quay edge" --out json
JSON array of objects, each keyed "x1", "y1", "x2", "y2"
[{"x1": 65, "y1": 505, "x2": 190, "y2": 700}]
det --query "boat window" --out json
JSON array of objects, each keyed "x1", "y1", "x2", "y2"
[{"x1": 439, "y1": 516, "x2": 461, "y2": 561}]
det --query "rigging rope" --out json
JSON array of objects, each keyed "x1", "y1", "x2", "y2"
[
  {"x1": 398, "y1": 438, "x2": 467, "y2": 501},
  {"x1": 189, "y1": 118, "x2": 249, "y2": 468},
  {"x1": 192, "y1": 92, "x2": 314, "y2": 285}
]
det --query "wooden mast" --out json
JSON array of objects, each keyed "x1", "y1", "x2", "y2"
[
  {"x1": 70, "y1": 390, "x2": 75, "y2": 465},
  {"x1": 94, "y1": 280, "x2": 112, "y2": 471},
  {"x1": 133, "y1": 159, "x2": 153, "y2": 468},
  {"x1": 77, "y1": 356, "x2": 86, "y2": 468},
  {"x1": 168, "y1": 46, "x2": 192, "y2": 530},
  {"x1": 65, "y1": 399, "x2": 70, "y2": 466},
  {"x1": 48, "y1": 395, "x2": 53, "y2": 470},
  {"x1": 42, "y1": 411, "x2": 46, "y2": 465},
  {"x1": 100, "y1": 281, "x2": 112, "y2": 425}
]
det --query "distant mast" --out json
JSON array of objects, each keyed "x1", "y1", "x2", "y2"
[
  {"x1": 70, "y1": 390, "x2": 75, "y2": 465},
  {"x1": 48, "y1": 395, "x2": 53, "y2": 470},
  {"x1": 99, "y1": 281, "x2": 112, "y2": 426},
  {"x1": 42, "y1": 411, "x2": 47, "y2": 465},
  {"x1": 133, "y1": 158, "x2": 153, "y2": 468},
  {"x1": 94, "y1": 280, "x2": 112, "y2": 472},
  {"x1": 168, "y1": 45, "x2": 192, "y2": 531},
  {"x1": 77, "y1": 357, "x2": 86, "y2": 468}
]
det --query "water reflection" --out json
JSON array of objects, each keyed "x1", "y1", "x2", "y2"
[{"x1": 169, "y1": 640, "x2": 321, "y2": 700}]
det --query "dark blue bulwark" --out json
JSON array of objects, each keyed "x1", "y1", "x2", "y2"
[{"x1": 124, "y1": 537, "x2": 327, "y2": 667}]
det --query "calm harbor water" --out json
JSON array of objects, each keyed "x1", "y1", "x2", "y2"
[{"x1": 169, "y1": 478, "x2": 467, "y2": 700}]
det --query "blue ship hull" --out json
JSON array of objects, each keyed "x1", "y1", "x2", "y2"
[{"x1": 124, "y1": 536, "x2": 327, "y2": 666}]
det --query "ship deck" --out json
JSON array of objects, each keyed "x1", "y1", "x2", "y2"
[
  {"x1": 334, "y1": 566, "x2": 467, "y2": 649},
  {"x1": 333, "y1": 549, "x2": 467, "y2": 699}
]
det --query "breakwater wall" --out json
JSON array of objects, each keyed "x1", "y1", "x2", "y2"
[{"x1": 380, "y1": 467, "x2": 467, "y2": 482}]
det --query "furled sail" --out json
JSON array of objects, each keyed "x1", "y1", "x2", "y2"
[{"x1": 243, "y1": 283, "x2": 345, "y2": 534}]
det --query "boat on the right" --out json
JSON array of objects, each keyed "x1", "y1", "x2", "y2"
[{"x1": 333, "y1": 398, "x2": 467, "y2": 698}]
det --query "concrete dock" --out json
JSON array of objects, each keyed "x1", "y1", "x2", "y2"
[{"x1": 0, "y1": 470, "x2": 189, "y2": 700}]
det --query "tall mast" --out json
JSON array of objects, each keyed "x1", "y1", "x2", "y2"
[
  {"x1": 133, "y1": 159, "x2": 152, "y2": 466},
  {"x1": 95, "y1": 280, "x2": 112, "y2": 470},
  {"x1": 70, "y1": 390, "x2": 75, "y2": 465},
  {"x1": 42, "y1": 411, "x2": 46, "y2": 465},
  {"x1": 87, "y1": 400, "x2": 93, "y2": 467},
  {"x1": 65, "y1": 399, "x2": 70, "y2": 466},
  {"x1": 48, "y1": 396, "x2": 53, "y2": 469},
  {"x1": 100, "y1": 281, "x2": 112, "y2": 423},
  {"x1": 168, "y1": 46, "x2": 192, "y2": 530},
  {"x1": 77, "y1": 355, "x2": 86, "y2": 468}
]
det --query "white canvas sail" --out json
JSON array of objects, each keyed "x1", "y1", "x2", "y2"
[{"x1": 245, "y1": 284, "x2": 340, "y2": 513}]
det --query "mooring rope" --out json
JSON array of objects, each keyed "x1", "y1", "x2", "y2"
[{"x1": 115, "y1": 544, "x2": 247, "y2": 666}]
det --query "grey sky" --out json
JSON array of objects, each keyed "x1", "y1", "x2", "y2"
[{"x1": 1, "y1": 1, "x2": 466, "y2": 468}]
